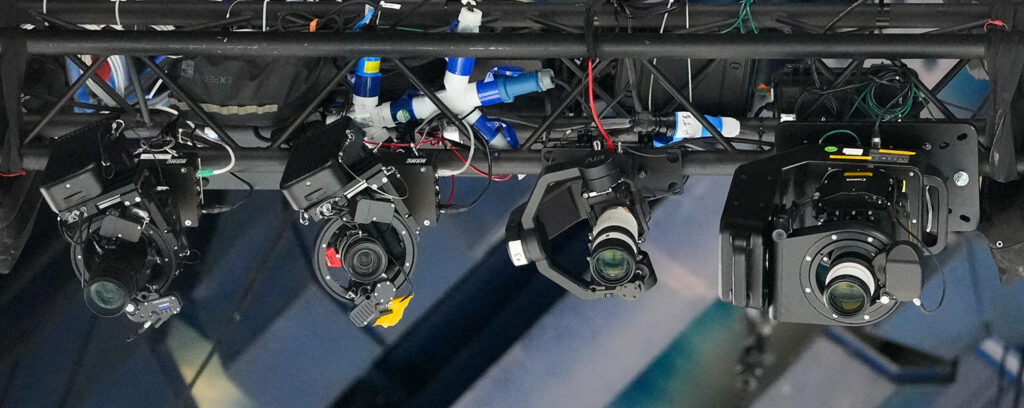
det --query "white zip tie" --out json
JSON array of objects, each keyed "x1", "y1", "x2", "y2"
[
  {"x1": 113, "y1": 0, "x2": 122, "y2": 29},
  {"x1": 226, "y1": 0, "x2": 244, "y2": 18},
  {"x1": 262, "y1": 0, "x2": 270, "y2": 31},
  {"x1": 41, "y1": 0, "x2": 47, "y2": 14},
  {"x1": 686, "y1": 0, "x2": 692, "y2": 101},
  {"x1": 647, "y1": 0, "x2": 675, "y2": 111}
]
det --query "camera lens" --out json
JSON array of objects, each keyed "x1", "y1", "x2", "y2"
[
  {"x1": 824, "y1": 277, "x2": 871, "y2": 317},
  {"x1": 343, "y1": 237, "x2": 388, "y2": 283},
  {"x1": 593, "y1": 247, "x2": 635, "y2": 284},
  {"x1": 590, "y1": 207, "x2": 641, "y2": 286},
  {"x1": 86, "y1": 278, "x2": 129, "y2": 316}
]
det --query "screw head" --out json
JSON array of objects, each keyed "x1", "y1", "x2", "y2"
[
  {"x1": 184, "y1": 220, "x2": 193, "y2": 226},
  {"x1": 953, "y1": 171, "x2": 970, "y2": 187},
  {"x1": 423, "y1": 220, "x2": 431, "y2": 226}
]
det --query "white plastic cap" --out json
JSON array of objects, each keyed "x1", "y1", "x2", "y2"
[{"x1": 720, "y1": 117, "x2": 741, "y2": 138}]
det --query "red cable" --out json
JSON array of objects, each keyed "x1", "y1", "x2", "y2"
[
  {"x1": 446, "y1": 175, "x2": 456, "y2": 206},
  {"x1": 446, "y1": 142, "x2": 512, "y2": 181},
  {"x1": 587, "y1": 59, "x2": 615, "y2": 151},
  {"x1": 0, "y1": 170, "x2": 26, "y2": 178}
]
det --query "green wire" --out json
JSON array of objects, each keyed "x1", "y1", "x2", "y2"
[
  {"x1": 720, "y1": 0, "x2": 757, "y2": 33},
  {"x1": 819, "y1": 129, "x2": 862, "y2": 146}
]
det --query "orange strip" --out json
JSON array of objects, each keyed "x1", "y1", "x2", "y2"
[
  {"x1": 878, "y1": 149, "x2": 916, "y2": 156},
  {"x1": 829, "y1": 155, "x2": 872, "y2": 161},
  {"x1": 309, "y1": 18, "x2": 319, "y2": 32},
  {"x1": 844, "y1": 172, "x2": 873, "y2": 177}
]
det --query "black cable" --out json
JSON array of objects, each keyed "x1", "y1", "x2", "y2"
[
  {"x1": 440, "y1": 136, "x2": 493, "y2": 215},
  {"x1": 822, "y1": 0, "x2": 868, "y2": 33},
  {"x1": 889, "y1": 190, "x2": 946, "y2": 314},
  {"x1": 387, "y1": 0, "x2": 432, "y2": 31},
  {"x1": 200, "y1": 173, "x2": 254, "y2": 215}
]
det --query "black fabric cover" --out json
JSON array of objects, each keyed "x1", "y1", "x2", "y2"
[
  {"x1": 170, "y1": 57, "x2": 340, "y2": 127},
  {"x1": 982, "y1": 3, "x2": 1024, "y2": 182}
]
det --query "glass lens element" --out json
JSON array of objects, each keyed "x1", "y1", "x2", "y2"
[
  {"x1": 593, "y1": 248, "x2": 635, "y2": 282},
  {"x1": 88, "y1": 280, "x2": 127, "y2": 312},
  {"x1": 826, "y1": 281, "x2": 868, "y2": 316}
]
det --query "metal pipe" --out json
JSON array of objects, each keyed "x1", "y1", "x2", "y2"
[
  {"x1": 925, "y1": 19, "x2": 989, "y2": 35},
  {"x1": 931, "y1": 59, "x2": 970, "y2": 95},
  {"x1": 124, "y1": 56, "x2": 151, "y2": 125},
  {"x1": 803, "y1": 59, "x2": 864, "y2": 115},
  {"x1": 12, "y1": 30, "x2": 989, "y2": 59},
  {"x1": 21, "y1": 145, "x2": 767, "y2": 179},
  {"x1": 14, "y1": 2, "x2": 996, "y2": 30},
  {"x1": 908, "y1": 72, "x2": 957, "y2": 121},
  {"x1": 137, "y1": 57, "x2": 241, "y2": 150},
  {"x1": 25, "y1": 55, "x2": 107, "y2": 143},
  {"x1": 523, "y1": 60, "x2": 612, "y2": 148},
  {"x1": 268, "y1": 58, "x2": 357, "y2": 149},
  {"x1": 66, "y1": 56, "x2": 137, "y2": 118},
  {"x1": 560, "y1": 57, "x2": 628, "y2": 118},
  {"x1": 641, "y1": 59, "x2": 737, "y2": 152}
]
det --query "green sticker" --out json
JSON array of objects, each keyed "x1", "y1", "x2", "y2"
[
  {"x1": 396, "y1": 110, "x2": 412, "y2": 122},
  {"x1": 824, "y1": 146, "x2": 838, "y2": 153}
]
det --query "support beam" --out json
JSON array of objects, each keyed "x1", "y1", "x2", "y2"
[
  {"x1": 12, "y1": 1, "x2": 998, "y2": 31},
  {"x1": 10, "y1": 30, "x2": 989, "y2": 60}
]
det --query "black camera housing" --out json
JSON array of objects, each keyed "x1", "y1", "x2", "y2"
[
  {"x1": 506, "y1": 150, "x2": 662, "y2": 300},
  {"x1": 720, "y1": 122, "x2": 980, "y2": 325},
  {"x1": 720, "y1": 120, "x2": 983, "y2": 325}
]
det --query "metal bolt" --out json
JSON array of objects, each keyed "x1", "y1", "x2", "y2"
[
  {"x1": 65, "y1": 184, "x2": 71, "y2": 189},
  {"x1": 419, "y1": 167, "x2": 426, "y2": 173},
  {"x1": 184, "y1": 220, "x2": 193, "y2": 226},
  {"x1": 863, "y1": 315, "x2": 871, "y2": 320},
  {"x1": 180, "y1": 168, "x2": 187, "y2": 174},
  {"x1": 831, "y1": 234, "x2": 837, "y2": 240},
  {"x1": 135, "y1": 197, "x2": 142, "y2": 202},
  {"x1": 867, "y1": 237, "x2": 874, "y2": 243},
  {"x1": 805, "y1": 256, "x2": 812, "y2": 262},
  {"x1": 804, "y1": 287, "x2": 811, "y2": 293},
  {"x1": 423, "y1": 220, "x2": 431, "y2": 226},
  {"x1": 996, "y1": 241, "x2": 1004, "y2": 248},
  {"x1": 953, "y1": 171, "x2": 969, "y2": 187},
  {"x1": 909, "y1": 172, "x2": 915, "y2": 177},
  {"x1": 880, "y1": 295, "x2": 891, "y2": 304}
]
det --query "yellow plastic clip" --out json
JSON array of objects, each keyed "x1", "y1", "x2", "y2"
[{"x1": 373, "y1": 294, "x2": 414, "y2": 328}]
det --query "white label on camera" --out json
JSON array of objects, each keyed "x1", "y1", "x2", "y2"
[
  {"x1": 508, "y1": 240, "x2": 529, "y2": 266},
  {"x1": 842, "y1": 148, "x2": 864, "y2": 156}
]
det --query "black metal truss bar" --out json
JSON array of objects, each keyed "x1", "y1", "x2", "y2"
[
  {"x1": 124, "y1": 56, "x2": 151, "y2": 126},
  {"x1": 137, "y1": 57, "x2": 241, "y2": 150},
  {"x1": 66, "y1": 55, "x2": 137, "y2": 116},
  {"x1": 269, "y1": 58, "x2": 358, "y2": 149},
  {"x1": 560, "y1": 58, "x2": 628, "y2": 118},
  {"x1": 641, "y1": 59, "x2": 736, "y2": 152},
  {"x1": 10, "y1": 30, "x2": 988, "y2": 60},
  {"x1": 522, "y1": 60, "x2": 612, "y2": 149},
  {"x1": 18, "y1": 146, "x2": 768, "y2": 180},
  {"x1": 24, "y1": 55, "x2": 107, "y2": 143},
  {"x1": 12, "y1": 1, "x2": 998, "y2": 31}
]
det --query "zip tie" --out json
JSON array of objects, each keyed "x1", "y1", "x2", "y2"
[
  {"x1": 41, "y1": 0, "x2": 46, "y2": 14},
  {"x1": 113, "y1": 0, "x2": 122, "y2": 28},
  {"x1": 262, "y1": 0, "x2": 270, "y2": 31},
  {"x1": 226, "y1": 0, "x2": 244, "y2": 18}
]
